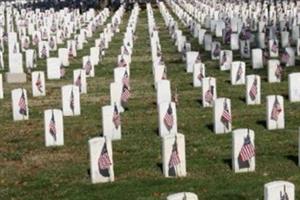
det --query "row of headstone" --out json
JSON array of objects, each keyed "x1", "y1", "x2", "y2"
[
  {"x1": 149, "y1": 3, "x2": 186, "y2": 178},
  {"x1": 89, "y1": 4, "x2": 139, "y2": 184}
]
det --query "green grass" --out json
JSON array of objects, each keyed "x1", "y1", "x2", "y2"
[{"x1": 1, "y1": 5, "x2": 300, "y2": 200}]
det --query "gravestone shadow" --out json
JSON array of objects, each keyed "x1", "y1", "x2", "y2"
[
  {"x1": 222, "y1": 158, "x2": 232, "y2": 169},
  {"x1": 206, "y1": 123, "x2": 214, "y2": 132},
  {"x1": 285, "y1": 155, "x2": 298, "y2": 166},
  {"x1": 239, "y1": 97, "x2": 246, "y2": 103},
  {"x1": 156, "y1": 163, "x2": 163, "y2": 173},
  {"x1": 256, "y1": 120, "x2": 266, "y2": 128}
]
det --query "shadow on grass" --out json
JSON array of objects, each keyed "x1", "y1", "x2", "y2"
[
  {"x1": 222, "y1": 158, "x2": 232, "y2": 169},
  {"x1": 285, "y1": 155, "x2": 298, "y2": 166},
  {"x1": 239, "y1": 97, "x2": 246, "y2": 103},
  {"x1": 206, "y1": 123, "x2": 214, "y2": 132},
  {"x1": 156, "y1": 163, "x2": 163, "y2": 173},
  {"x1": 256, "y1": 120, "x2": 266, "y2": 129}
]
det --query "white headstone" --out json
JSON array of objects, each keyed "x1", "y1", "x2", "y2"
[
  {"x1": 264, "y1": 181, "x2": 295, "y2": 200},
  {"x1": 73, "y1": 69, "x2": 87, "y2": 94},
  {"x1": 202, "y1": 77, "x2": 217, "y2": 107},
  {"x1": 47, "y1": 57, "x2": 62, "y2": 79},
  {"x1": 213, "y1": 98, "x2": 232, "y2": 134},
  {"x1": 158, "y1": 102, "x2": 177, "y2": 137},
  {"x1": 58, "y1": 48, "x2": 70, "y2": 67},
  {"x1": 102, "y1": 104, "x2": 121, "y2": 140},
  {"x1": 32, "y1": 71, "x2": 46, "y2": 96},
  {"x1": 162, "y1": 133, "x2": 186, "y2": 177},
  {"x1": 231, "y1": 61, "x2": 246, "y2": 85},
  {"x1": 288, "y1": 73, "x2": 300, "y2": 102},
  {"x1": 266, "y1": 95, "x2": 284, "y2": 130},
  {"x1": 251, "y1": 49, "x2": 263, "y2": 69},
  {"x1": 167, "y1": 192, "x2": 198, "y2": 200},
  {"x1": 268, "y1": 59, "x2": 282, "y2": 83},
  {"x1": 246, "y1": 75, "x2": 261, "y2": 105},
  {"x1": 62, "y1": 85, "x2": 81, "y2": 116},
  {"x1": 44, "y1": 109, "x2": 64, "y2": 147},
  {"x1": 11, "y1": 88, "x2": 29, "y2": 121},
  {"x1": 157, "y1": 80, "x2": 171, "y2": 106},
  {"x1": 219, "y1": 50, "x2": 232, "y2": 71},
  {"x1": 232, "y1": 128, "x2": 255, "y2": 173},
  {"x1": 88, "y1": 137, "x2": 114, "y2": 183},
  {"x1": 193, "y1": 62, "x2": 205, "y2": 87}
]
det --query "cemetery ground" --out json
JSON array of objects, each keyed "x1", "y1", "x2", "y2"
[{"x1": 2, "y1": 6, "x2": 300, "y2": 200}]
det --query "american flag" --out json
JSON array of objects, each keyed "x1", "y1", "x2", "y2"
[
  {"x1": 49, "y1": 111, "x2": 57, "y2": 141},
  {"x1": 275, "y1": 64, "x2": 283, "y2": 80},
  {"x1": 18, "y1": 90, "x2": 27, "y2": 116},
  {"x1": 85, "y1": 59, "x2": 92, "y2": 75},
  {"x1": 168, "y1": 139, "x2": 181, "y2": 168},
  {"x1": 35, "y1": 73, "x2": 43, "y2": 93},
  {"x1": 122, "y1": 70, "x2": 130, "y2": 88},
  {"x1": 271, "y1": 96, "x2": 282, "y2": 121},
  {"x1": 162, "y1": 66, "x2": 167, "y2": 80},
  {"x1": 197, "y1": 67, "x2": 204, "y2": 81},
  {"x1": 249, "y1": 77, "x2": 258, "y2": 101},
  {"x1": 204, "y1": 85, "x2": 214, "y2": 104},
  {"x1": 98, "y1": 142, "x2": 112, "y2": 171},
  {"x1": 41, "y1": 45, "x2": 47, "y2": 59},
  {"x1": 123, "y1": 46, "x2": 130, "y2": 55},
  {"x1": 280, "y1": 185, "x2": 289, "y2": 200},
  {"x1": 221, "y1": 52, "x2": 227, "y2": 65},
  {"x1": 75, "y1": 73, "x2": 82, "y2": 92},
  {"x1": 271, "y1": 40, "x2": 278, "y2": 53},
  {"x1": 118, "y1": 58, "x2": 127, "y2": 68},
  {"x1": 112, "y1": 104, "x2": 121, "y2": 129},
  {"x1": 33, "y1": 34, "x2": 39, "y2": 45},
  {"x1": 23, "y1": 38, "x2": 29, "y2": 49},
  {"x1": 70, "y1": 89, "x2": 75, "y2": 113},
  {"x1": 49, "y1": 37, "x2": 55, "y2": 49},
  {"x1": 213, "y1": 43, "x2": 220, "y2": 57},
  {"x1": 68, "y1": 44, "x2": 73, "y2": 57},
  {"x1": 220, "y1": 100, "x2": 231, "y2": 129},
  {"x1": 60, "y1": 66, "x2": 65, "y2": 78},
  {"x1": 164, "y1": 104, "x2": 174, "y2": 131},
  {"x1": 281, "y1": 50, "x2": 290, "y2": 64},
  {"x1": 195, "y1": 52, "x2": 201, "y2": 64},
  {"x1": 239, "y1": 133, "x2": 255, "y2": 162},
  {"x1": 235, "y1": 63, "x2": 243, "y2": 83},
  {"x1": 121, "y1": 84, "x2": 130, "y2": 103},
  {"x1": 13, "y1": 43, "x2": 17, "y2": 53}
]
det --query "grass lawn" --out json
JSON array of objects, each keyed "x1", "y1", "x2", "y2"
[{"x1": 1, "y1": 3, "x2": 300, "y2": 200}]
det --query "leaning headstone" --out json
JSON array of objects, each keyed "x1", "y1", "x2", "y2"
[
  {"x1": 44, "y1": 109, "x2": 64, "y2": 147},
  {"x1": 162, "y1": 133, "x2": 186, "y2": 178},
  {"x1": 167, "y1": 192, "x2": 198, "y2": 200},
  {"x1": 232, "y1": 128, "x2": 255, "y2": 173},
  {"x1": 61, "y1": 85, "x2": 81, "y2": 116},
  {"x1": 288, "y1": 73, "x2": 300, "y2": 102},
  {"x1": 264, "y1": 181, "x2": 295, "y2": 200},
  {"x1": 158, "y1": 102, "x2": 177, "y2": 137},
  {"x1": 266, "y1": 95, "x2": 284, "y2": 130},
  {"x1": 102, "y1": 104, "x2": 121, "y2": 140},
  {"x1": 32, "y1": 71, "x2": 46, "y2": 97},
  {"x1": 213, "y1": 98, "x2": 232, "y2": 134},
  {"x1": 88, "y1": 137, "x2": 114, "y2": 183},
  {"x1": 11, "y1": 88, "x2": 29, "y2": 121},
  {"x1": 246, "y1": 75, "x2": 261, "y2": 105},
  {"x1": 202, "y1": 77, "x2": 217, "y2": 107},
  {"x1": 231, "y1": 61, "x2": 246, "y2": 85}
]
